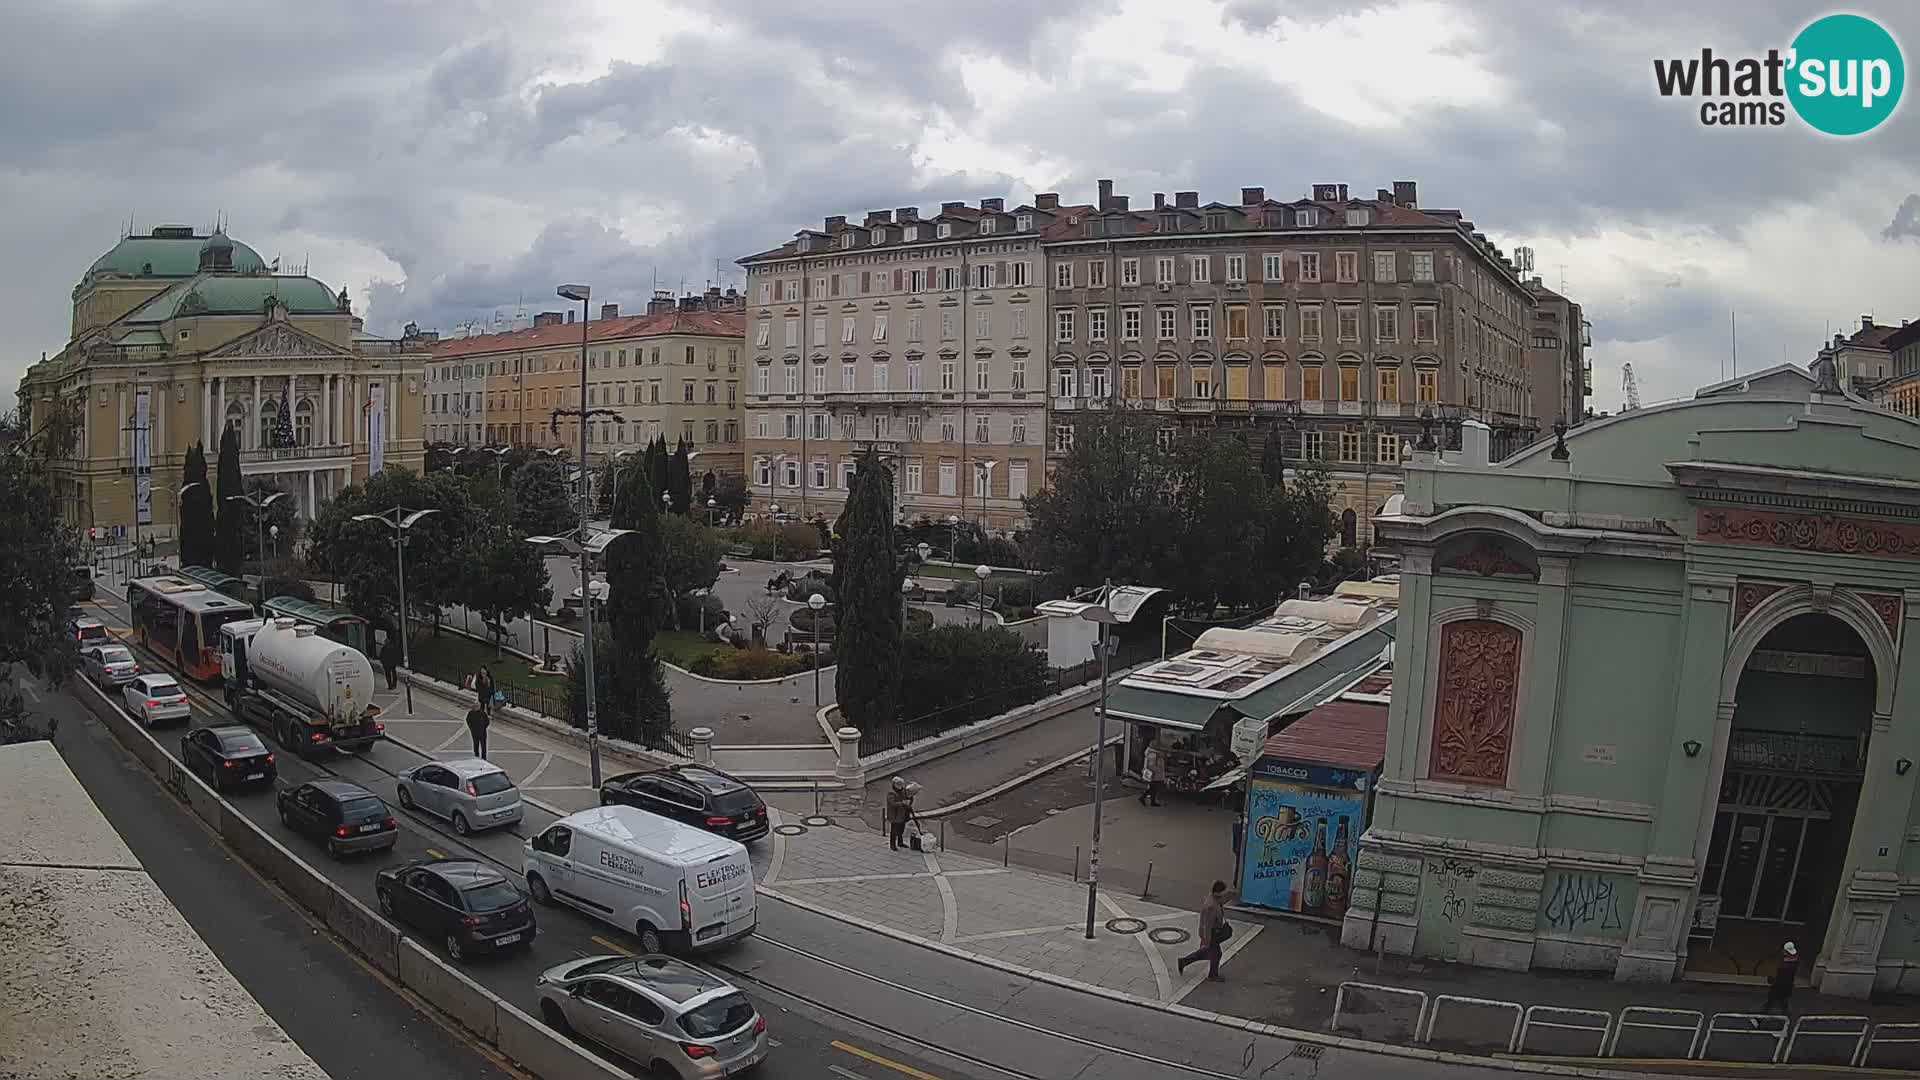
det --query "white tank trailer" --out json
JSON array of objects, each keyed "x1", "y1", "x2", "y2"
[{"x1": 224, "y1": 618, "x2": 384, "y2": 755}]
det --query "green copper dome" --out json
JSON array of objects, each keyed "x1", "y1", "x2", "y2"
[
  {"x1": 124, "y1": 274, "x2": 343, "y2": 323},
  {"x1": 85, "y1": 227, "x2": 267, "y2": 280}
]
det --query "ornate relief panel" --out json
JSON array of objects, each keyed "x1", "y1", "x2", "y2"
[
  {"x1": 1732, "y1": 580, "x2": 1786, "y2": 629},
  {"x1": 1438, "y1": 538, "x2": 1537, "y2": 580},
  {"x1": 1429, "y1": 619, "x2": 1523, "y2": 786},
  {"x1": 1856, "y1": 590, "x2": 1903, "y2": 644},
  {"x1": 1699, "y1": 508, "x2": 1920, "y2": 561}
]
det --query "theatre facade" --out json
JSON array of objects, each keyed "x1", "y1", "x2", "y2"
[{"x1": 1342, "y1": 364, "x2": 1920, "y2": 997}]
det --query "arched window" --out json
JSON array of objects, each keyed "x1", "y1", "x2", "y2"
[
  {"x1": 224, "y1": 400, "x2": 246, "y2": 441},
  {"x1": 1341, "y1": 507, "x2": 1357, "y2": 548},
  {"x1": 294, "y1": 399, "x2": 315, "y2": 446},
  {"x1": 258, "y1": 399, "x2": 279, "y2": 448}
]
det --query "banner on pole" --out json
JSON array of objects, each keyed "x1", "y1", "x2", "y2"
[
  {"x1": 368, "y1": 381, "x2": 386, "y2": 475},
  {"x1": 133, "y1": 388, "x2": 153, "y2": 526}
]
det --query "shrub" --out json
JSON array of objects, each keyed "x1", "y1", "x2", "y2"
[
  {"x1": 787, "y1": 605, "x2": 836, "y2": 636},
  {"x1": 784, "y1": 572, "x2": 834, "y2": 604},
  {"x1": 997, "y1": 580, "x2": 1035, "y2": 609},
  {"x1": 944, "y1": 580, "x2": 976, "y2": 607},
  {"x1": 729, "y1": 522, "x2": 822, "y2": 561},
  {"x1": 258, "y1": 574, "x2": 316, "y2": 603},
  {"x1": 674, "y1": 591, "x2": 726, "y2": 630},
  {"x1": 896, "y1": 625, "x2": 1048, "y2": 731},
  {"x1": 688, "y1": 649, "x2": 809, "y2": 680}
]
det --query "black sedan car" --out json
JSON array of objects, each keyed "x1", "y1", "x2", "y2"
[
  {"x1": 599, "y1": 764, "x2": 769, "y2": 843},
  {"x1": 277, "y1": 780, "x2": 398, "y2": 859},
  {"x1": 375, "y1": 859, "x2": 536, "y2": 962},
  {"x1": 179, "y1": 724, "x2": 276, "y2": 792}
]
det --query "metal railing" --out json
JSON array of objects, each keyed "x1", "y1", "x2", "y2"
[
  {"x1": 1860, "y1": 1022, "x2": 1920, "y2": 1067},
  {"x1": 1606, "y1": 1006, "x2": 1705, "y2": 1059},
  {"x1": 1784, "y1": 1015, "x2": 1870, "y2": 1065},
  {"x1": 1330, "y1": 982, "x2": 1428, "y2": 1041},
  {"x1": 1701, "y1": 1013, "x2": 1788, "y2": 1062},
  {"x1": 1420, "y1": 994, "x2": 1522, "y2": 1053},
  {"x1": 1518, "y1": 1005, "x2": 1610, "y2": 1057}
]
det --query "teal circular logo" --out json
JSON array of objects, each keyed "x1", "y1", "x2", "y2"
[{"x1": 1787, "y1": 14, "x2": 1905, "y2": 136}]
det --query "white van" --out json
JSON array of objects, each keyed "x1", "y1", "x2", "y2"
[{"x1": 525, "y1": 805, "x2": 755, "y2": 955}]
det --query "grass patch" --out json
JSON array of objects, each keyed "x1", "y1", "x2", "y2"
[
  {"x1": 914, "y1": 562, "x2": 1035, "y2": 586},
  {"x1": 406, "y1": 627, "x2": 567, "y2": 697},
  {"x1": 654, "y1": 629, "x2": 731, "y2": 668}
]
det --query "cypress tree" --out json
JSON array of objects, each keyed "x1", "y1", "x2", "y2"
[
  {"x1": 645, "y1": 436, "x2": 669, "y2": 506},
  {"x1": 178, "y1": 441, "x2": 215, "y2": 568},
  {"x1": 668, "y1": 436, "x2": 692, "y2": 515},
  {"x1": 213, "y1": 426, "x2": 245, "y2": 575},
  {"x1": 831, "y1": 450, "x2": 902, "y2": 730},
  {"x1": 604, "y1": 463, "x2": 671, "y2": 739},
  {"x1": 1261, "y1": 427, "x2": 1287, "y2": 488}
]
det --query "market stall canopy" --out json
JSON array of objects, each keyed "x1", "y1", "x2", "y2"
[
  {"x1": 1259, "y1": 700, "x2": 1389, "y2": 774},
  {"x1": 1099, "y1": 683, "x2": 1221, "y2": 731}
]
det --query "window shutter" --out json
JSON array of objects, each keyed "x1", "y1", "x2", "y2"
[
  {"x1": 995, "y1": 260, "x2": 1007, "y2": 283},
  {"x1": 831, "y1": 276, "x2": 840, "y2": 297},
  {"x1": 860, "y1": 271, "x2": 870, "y2": 292},
  {"x1": 893, "y1": 268, "x2": 904, "y2": 290}
]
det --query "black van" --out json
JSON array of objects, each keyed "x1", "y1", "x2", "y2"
[{"x1": 69, "y1": 565, "x2": 95, "y2": 601}]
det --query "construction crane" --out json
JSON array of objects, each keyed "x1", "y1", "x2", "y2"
[{"x1": 1621, "y1": 363, "x2": 1642, "y2": 411}]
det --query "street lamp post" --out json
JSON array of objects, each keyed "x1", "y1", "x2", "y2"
[
  {"x1": 269, "y1": 523, "x2": 281, "y2": 564},
  {"x1": 808, "y1": 592, "x2": 826, "y2": 709},
  {"x1": 975, "y1": 564, "x2": 991, "y2": 627},
  {"x1": 558, "y1": 282, "x2": 605, "y2": 787},
  {"x1": 908, "y1": 541, "x2": 931, "y2": 629},
  {"x1": 706, "y1": 497, "x2": 718, "y2": 528},
  {"x1": 946, "y1": 514, "x2": 960, "y2": 561},
  {"x1": 1080, "y1": 581, "x2": 1117, "y2": 939},
  {"x1": 351, "y1": 507, "x2": 440, "y2": 716},
  {"x1": 768, "y1": 503, "x2": 781, "y2": 561},
  {"x1": 224, "y1": 490, "x2": 288, "y2": 589}
]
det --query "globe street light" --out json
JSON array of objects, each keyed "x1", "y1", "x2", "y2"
[
  {"x1": 225, "y1": 490, "x2": 287, "y2": 582},
  {"x1": 557, "y1": 282, "x2": 606, "y2": 786},
  {"x1": 975, "y1": 563, "x2": 991, "y2": 627},
  {"x1": 706, "y1": 497, "x2": 718, "y2": 528},
  {"x1": 768, "y1": 504, "x2": 782, "y2": 561},
  {"x1": 808, "y1": 592, "x2": 827, "y2": 709},
  {"x1": 351, "y1": 507, "x2": 440, "y2": 716},
  {"x1": 907, "y1": 541, "x2": 932, "y2": 629},
  {"x1": 269, "y1": 523, "x2": 281, "y2": 563}
]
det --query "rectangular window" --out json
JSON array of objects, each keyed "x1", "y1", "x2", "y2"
[
  {"x1": 1417, "y1": 368, "x2": 1437, "y2": 403},
  {"x1": 813, "y1": 461, "x2": 828, "y2": 489},
  {"x1": 1263, "y1": 364, "x2": 1285, "y2": 401},
  {"x1": 975, "y1": 309, "x2": 990, "y2": 339},
  {"x1": 782, "y1": 365, "x2": 798, "y2": 394},
  {"x1": 684, "y1": 381, "x2": 695, "y2": 403},
  {"x1": 1120, "y1": 258, "x2": 1140, "y2": 286},
  {"x1": 1011, "y1": 415, "x2": 1027, "y2": 443},
  {"x1": 939, "y1": 266, "x2": 960, "y2": 291},
  {"x1": 972, "y1": 460, "x2": 989, "y2": 498},
  {"x1": 940, "y1": 312, "x2": 955, "y2": 341},
  {"x1": 940, "y1": 360, "x2": 955, "y2": 391},
  {"x1": 1225, "y1": 254, "x2": 1246, "y2": 282},
  {"x1": 1088, "y1": 260, "x2": 1107, "y2": 288},
  {"x1": 1298, "y1": 252, "x2": 1321, "y2": 283},
  {"x1": 1378, "y1": 432, "x2": 1401, "y2": 465},
  {"x1": 1375, "y1": 305, "x2": 1399, "y2": 344},
  {"x1": 1303, "y1": 430, "x2": 1323, "y2": 460},
  {"x1": 1303, "y1": 365, "x2": 1323, "y2": 400},
  {"x1": 755, "y1": 366, "x2": 771, "y2": 394},
  {"x1": 1411, "y1": 252, "x2": 1435, "y2": 282},
  {"x1": 1262, "y1": 304, "x2": 1285, "y2": 340},
  {"x1": 1300, "y1": 304, "x2": 1323, "y2": 342},
  {"x1": 974, "y1": 262, "x2": 997, "y2": 289},
  {"x1": 909, "y1": 268, "x2": 927, "y2": 293},
  {"x1": 785, "y1": 413, "x2": 799, "y2": 438},
  {"x1": 939, "y1": 460, "x2": 957, "y2": 495},
  {"x1": 1190, "y1": 306, "x2": 1212, "y2": 340},
  {"x1": 1226, "y1": 306, "x2": 1249, "y2": 341},
  {"x1": 905, "y1": 460, "x2": 922, "y2": 493},
  {"x1": 1336, "y1": 251, "x2": 1358, "y2": 283},
  {"x1": 907, "y1": 315, "x2": 924, "y2": 342},
  {"x1": 651, "y1": 382, "x2": 663, "y2": 403},
  {"x1": 1089, "y1": 309, "x2": 1108, "y2": 342},
  {"x1": 1009, "y1": 461, "x2": 1028, "y2": 499},
  {"x1": 1339, "y1": 430, "x2": 1362, "y2": 463},
  {"x1": 842, "y1": 363, "x2": 856, "y2": 391},
  {"x1": 908, "y1": 361, "x2": 923, "y2": 390},
  {"x1": 1055, "y1": 310, "x2": 1075, "y2": 343},
  {"x1": 975, "y1": 413, "x2": 990, "y2": 444},
  {"x1": 783, "y1": 318, "x2": 799, "y2": 347},
  {"x1": 1157, "y1": 307, "x2": 1176, "y2": 340},
  {"x1": 1373, "y1": 251, "x2": 1396, "y2": 283},
  {"x1": 873, "y1": 315, "x2": 888, "y2": 342},
  {"x1": 1263, "y1": 253, "x2": 1284, "y2": 282},
  {"x1": 1189, "y1": 255, "x2": 1210, "y2": 283},
  {"x1": 1055, "y1": 367, "x2": 1077, "y2": 398},
  {"x1": 1336, "y1": 306, "x2": 1360, "y2": 343},
  {"x1": 1191, "y1": 365, "x2": 1212, "y2": 400},
  {"x1": 1122, "y1": 366, "x2": 1142, "y2": 399},
  {"x1": 759, "y1": 282, "x2": 773, "y2": 304},
  {"x1": 840, "y1": 318, "x2": 856, "y2": 344},
  {"x1": 1414, "y1": 306, "x2": 1438, "y2": 343},
  {"x1": 872, "y1": 414, "x2": 890, "y2": 438},
  {"x1": 1053, "y1": 423, "x2": 1074, "y2": 453},
  {"x1": 1054, "y1": 261, "x2": 1073, "y2": 288},
  {"x1": 784, "y1": 460, "x2": 799, "y2": 487},
  {"x1": 1155, "y1": 365, "x2": 1176, "y2": 399},
  {"x1": 1011, "y1": 358, "x2": 1026, "y2": 390},
  {"x1": 1121, "y1": 307, "x2": 1142, "y2": 341},
  {"x1": 812, "y1": 317, "x2": 826, "y2": 344},
  {"x1": 1010, "y1": 260, "x2": 1029, "y2": 287},
  {"x1": 1339, "y1": 366, "x2": 1360, "y2": 401},
  {"x1": 1156, "y1": 256, "x2": 1175, "y2": 283},
  {"x1": 906, "y1": 414, "x2": 922, "y2": 440},
  {"x1": 975, "y1": 359, "x2": 990, "y2": 390},
  {"x1": 1378, "y1": 367, "x2": 1400, "y2": 402},
  {"x1": 756, "y1": 458, "x2": 771, "y2": 486},
  {"x1": 1011, "y1": 309, "x2": 1027, "y2": 338},
  {"x1": 1088, "y1": 366, "x2": 1109, "y2": 398},
  {"x1": 785, "y1": 280, "x2": 800, "y2": 301}
]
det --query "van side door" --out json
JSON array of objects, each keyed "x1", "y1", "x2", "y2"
[{"x1": 531, "y1": 824, "x2": 575, "y2": 902}]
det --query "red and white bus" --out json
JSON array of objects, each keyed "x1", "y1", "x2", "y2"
[{"x1": 127, "y1": 575, "x2": 259, "y2": 682}]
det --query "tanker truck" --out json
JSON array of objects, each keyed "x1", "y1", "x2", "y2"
[{"x1": 219, "y1": 617, "x2": 385, "y2": 757}]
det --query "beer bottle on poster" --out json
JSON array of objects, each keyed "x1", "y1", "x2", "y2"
[
  {"x1": 1304, "y1": 819, "x2": 1329, "y2": 913},
  {"x1": 1327, "y1": 816, "x2": 1352, "y2": 916}
]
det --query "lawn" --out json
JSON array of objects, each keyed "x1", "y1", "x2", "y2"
[
  {"x1": 653, "y1": 629, "x2": 731, "y2": 668},
  {"x1": 406, "y1": 627, "x2": 569, "y2": 700},
  {"x1": 910, "y1": 562, "x2": 1037, "y2": 588}
]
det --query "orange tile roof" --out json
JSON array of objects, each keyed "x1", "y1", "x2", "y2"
[{"x1": 430, "y1": 311, "x2": 743, "y2": 359}]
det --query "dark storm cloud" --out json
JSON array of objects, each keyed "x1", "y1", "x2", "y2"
[{"x1": 1884, "y1": 195, "x2": 1920, "y2": 242}]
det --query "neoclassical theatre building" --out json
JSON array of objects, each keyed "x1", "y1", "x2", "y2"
[{"x1": 1345, "y1": 364, "x2": 1920, "y2": 997}]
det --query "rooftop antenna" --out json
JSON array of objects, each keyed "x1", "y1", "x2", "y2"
[{"x1": 1730, "y1": 310, "x2": 1738, "y2": 378}]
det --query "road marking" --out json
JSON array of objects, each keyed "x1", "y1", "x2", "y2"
[
  {"x1": 16, "y1": 681, "x2": 39, "y2": 702},
  {"x1": 426, "y1": 848, "x2": 447, "y2": 860},
  {"x1": 828, "y1": 1067, "x2": 864, "y2": 1080},
  {"x1": 590, "y1": 935, "x2": 635, "y2": 956},
  {"x1": 521, "y1": 752, "x2": 555, "y2": 788},
  {"x1": 832, "y1": 1041, "x2": 944, "y2": 1079}
]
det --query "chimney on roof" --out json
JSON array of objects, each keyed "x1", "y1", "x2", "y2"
[
  {"x1": 1241, "y1": 187, "x2": 1264, "y2": 205},
  {"x1": 647, "y1": 290, "x2": 675, "y2": 315},
  {"x1": 1312, "y1": 183, "x2": 1339, "y2": 201},
  {"x1": 896, "y1": 206, "x2": 918, "y2": 222},
  {"x1": 1153, "y1": 193, "x2": 1166, "y2": 211},
  {"x1": 825, "y1": 215, "x2": 846, "y2": 230},
  {"x1": 533, "y1": 311, "x2": 563, "y2": 328},
  {"x1": 1377, "y1": 188, "x2": 1392, "y2": 202},
  {"x1": 1097, "y1": 179, "x2": 1113, "y2": 210},
  {"x1": 980, "y1": 197, "x2": 1004, "y2": 213},
  {"x1": 1175, "y1": 191, "x2": 1198, "y2": 209},
  {"x1": 935, "y1": 201, "x2": 960, "y2": 214},
  {"x1": 1336, "y1": 183, "x2": 1349, "y2": 201},
  {"x1": 1111, "y1": 195, "x2": 1129, "y2": 212},
  {"x1": 566, "y1": 310, "x2": 575, "y2": 324},
  {"x1": 1393, "y1": 181, "x2": 1418, "y2": 207},
  {"x1": 1862, "y1": 314, "x2": 1874, "y2": 330},
  {"x1": 600, "y1": 303, "x2": 619, "y2": 320},
  {"x1": 1035, "y1": 193, "x2": 1059, "y2": 210}
]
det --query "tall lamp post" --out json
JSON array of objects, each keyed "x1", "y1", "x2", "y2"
[
  {"x1": 975, "y1": 564, "x2": 991, "y2": 627},
  {"x1": 351, "y1": 507, "x2": 440, "y2": 716},
  {"x1": 808, "y1": 592, "x2": 826, "y2": 709},
  {"x1": 557, "y1": 282, "x2": 606, "y2": 786},
  {"x1": 224, "y1": 490, "x2": 288, "y2": 586},
  {"x1": 1077, "y1": 583, "x2": 1163, "y2": 938},
  {"x1": 909, "y1": 542, "x2": 931, "y2": 628},
  {"x1": 706, "y1": 497, "x2": 719, "y2": 528}
]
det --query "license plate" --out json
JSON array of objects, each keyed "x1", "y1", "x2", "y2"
[
  {"x1": 358, "y1": 823, "x2": 381, "y2": 834},
  {"x1": 727, "y1": 1049, "x2": 764, "y2": 1076},
  {"x1": 697, "y1": 924, "x2": 724, "y2": 940},
  {"x1": 494, "y1": 933, "x2": 521, "y2": 946},
  {"x1": 245, "y1": 772, "x2": 264, "y2": 781}
]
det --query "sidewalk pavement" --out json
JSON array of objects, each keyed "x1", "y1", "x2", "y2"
[
  {"x1": 857, "y1": 701, "x2": 1106, "y2": 828},
  {"x1": 372, "y1": 678, "x2": 608, "y2": 813}
]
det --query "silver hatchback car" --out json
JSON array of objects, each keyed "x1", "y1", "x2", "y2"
[
  {"x1": 396, "y1": 758, "x2": 523, "y2": 835},
  {"x1": 536, "y1": 955, "x2": 768, "y2": 1078}
]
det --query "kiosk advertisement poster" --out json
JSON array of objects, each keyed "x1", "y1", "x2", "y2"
[{"x1": 1240, "y1": 759, "x2": 1369, "y2": 919}]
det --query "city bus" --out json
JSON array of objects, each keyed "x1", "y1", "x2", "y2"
[
  {"x1": 177, "y1": 565, "x2": 253, "y2": 603},
  {"x1": 127, "y1": 575, "x2": 260, "y2": 682},
  {"x1": 261, "y1": 596, "x2": 372, "y2": 656}
]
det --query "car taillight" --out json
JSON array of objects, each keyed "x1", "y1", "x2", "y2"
[
  {"x1": 461, "y1": 915, "x2": 482, "y2": 927},
  {"x1": 679, "y1": 880, "x2": 691, "y2": 930},
  {"x1": 753, "y1": 1015, "x2": 767, "y2": 1035},
  {"x1": 265, "y1": 753, "x2": 275, "y2": 764},
  {"x1": 373, "y1": 722, "x2": 385, "y2": 733},
  {"x1": 334, "y1": 825, "x2": 350, "y2": 838},
  {"x1": 465, "y1": 783, "x2": 478, "y2": 796},
  {"x1": 705, "y1": 815, "x2": 732, "y2": 827},
  {"x1": 145, "y1": 700, "x2": 158, "y2": 708},
  {"x1": 382, "y1": 817, "x2": 396, "y2": 829},
  {"x1": 310, "y1": 731, "x2": 324, "y2": 742},
  {"x1": 223, "y1": 760, "x2": 238, "y2": 768},
  {"x1": 680, "y1": 1043, "x2": 717, "y2": 1060}
]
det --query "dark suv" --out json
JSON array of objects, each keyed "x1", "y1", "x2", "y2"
[
  {"x1": 277, "y1": 780, "x2": 398, "y2": 858},
  {"x1": 600, "y1": 765, "x2": 769, "y2": 843},
  {"x1": 375, "y1": 859, "x2": 536, "y2": 962}
]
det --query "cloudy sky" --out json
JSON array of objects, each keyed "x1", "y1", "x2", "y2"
[{"x1": 4, "y1": 0, "x2": 1916, "y2": 409}]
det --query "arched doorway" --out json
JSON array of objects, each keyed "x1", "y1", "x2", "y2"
[
  {"x1": 1340, "y1": 507, "x2": 1357, "y2": 547},
  {"x1": 1693, "y1": 612, "x2": 1874, "y2": 977}
]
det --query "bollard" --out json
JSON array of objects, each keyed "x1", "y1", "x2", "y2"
[
  {"x1": 1140, "y1": 861, "x2": 1154, "y2": 900},
  {"x1": 940, "y1": 818, "x2": 947, "y2": 852},
  {"x1": 812, "y1": 779, "x2": 820, "y2": 816},
  {"x1": 1074, "y1": 845, "x2": 1081, "y2": 883},
  {"x1": 1003, "y1": 835, "x2": 1009, "y2": 867}
]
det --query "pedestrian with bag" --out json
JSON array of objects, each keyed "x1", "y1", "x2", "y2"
[
  {"x1": 1139, "y1": 742, "x2": 1165, "y2": 807},
  {"x1": 466, "y1": 704, "x2": 491, "y2": 760},
  {"x1": 379, "y1": 632, "x2": 403, "y2": 691},
  {"x1": 886, "y1": 776, "x2": 917, "y2": 851},
  {"x1": 474, "y1": 666, "x2": 495, "y2": 711},
  {"x1": 1762, "y1": 942, "x2": 1798, "y2": 1014},
  {"x1": 1177, "y1": 880, "x2": 1232, "y2": 981}
]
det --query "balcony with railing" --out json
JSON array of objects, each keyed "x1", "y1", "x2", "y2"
[{"x1": 239, "y1": 442, "x2": 354, "y2": 465}]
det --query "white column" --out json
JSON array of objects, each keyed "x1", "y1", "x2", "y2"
[
  {"x1": 307, "y1": 470, "x2": 316, "y2": 515},
  {"x1": 117, "y1": 386, "x2": 127, "y2": 455},
  {"x1": 215, "y1": 378, "x2": 226, "y2": 445},
  {"x1": 203, "y1": 380, "x2": 213, "y2": 447},
  {"x1": 251, "y1": 374, "x2": 263, "y2": 449}
]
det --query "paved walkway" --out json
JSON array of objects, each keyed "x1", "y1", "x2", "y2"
[{"x1": 373, "y1": 679, "x2": 609, "y2": 811}]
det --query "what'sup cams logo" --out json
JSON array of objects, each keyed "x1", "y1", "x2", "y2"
[{"x1": 1654, "y1": 13, "x2": 1905, "y2": 135}]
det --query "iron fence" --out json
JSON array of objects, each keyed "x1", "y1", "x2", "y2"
[
  {"x1": 492, "y1": 682, "x2": 687, "y2": 755},
  {"x1": 856, "y1": 644, "x2": 1156, "y2": 757}
]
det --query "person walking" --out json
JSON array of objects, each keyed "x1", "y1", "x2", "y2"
[
  {"x1": 465, "y1": 704, "x2": 490, "y2": 760},
  {"x1": 379, "y1": 632, "x2": 403, "y2": 691},
  {"x1": 475, "y1": 666, "x2": 495, "y2": 711},
  {"x1": 1762, "y1": 942, "x2": 1798, "y2": 1015},
  {"x1": 1176, "y1": 880, "x2": 1232, "y2": 981},
  {"x1": 886, "y1": 776, "x2": 916, "y2": 851},
  {"x1": 1139, "y1": 742, "x2": 1165, "y2": 807}
]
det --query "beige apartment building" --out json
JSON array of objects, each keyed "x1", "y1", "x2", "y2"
[
  {"x1": 1044, "y1": 180, "x2": 1548, "y2": 547},
  {"x1": 16, "y1": 226, "x2": 427, "y2": 539},
  {"x1": 737, "y1": 197, "x2": 1076, "y2": 531},
  {"x1": 427, "y1": 300, "x2": 744, "y2": 481},
  {"x1": 1525, "y1": 278, "x2": 1590, "y2": 426}
]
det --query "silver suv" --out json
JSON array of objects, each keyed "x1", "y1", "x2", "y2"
[{"x1": 535, "y1": 955, "x2": 767, "y2": 1078}]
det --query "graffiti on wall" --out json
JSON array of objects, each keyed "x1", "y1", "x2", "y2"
[
  {"x1": 1427, "y1": 858, "x2": 1478, "y2": 924},
  {"x1": 1539, "y1": 869, "x2": 1634, "y2": 938}
]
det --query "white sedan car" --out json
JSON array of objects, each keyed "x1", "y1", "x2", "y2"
[{"x1": 123, "y1": 673, "x2": 191, "y2": 727}]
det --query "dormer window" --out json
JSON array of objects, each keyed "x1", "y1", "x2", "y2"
[
  {"x1": 1016, "y1": 213, "x2": 1033, "y2": 231},
  {"x1": 797, "y1": 235, "x2": 812, "y2": 253},
  {"x1": 871, "y1": 228, "x2": 886, "y2": 245},
  {"x1": 937, "y1": 223, "x2": 952, "y2": 239},
  {"x1": 980, "y1": 218, "x2": 997, "y2": 235},
  {"x1": 1206, "y1": 211, "x2": 1228, "y2": 230},
  {"x1": 1158, "y1": 214, "x2": 1178, "y2": 232},
  {"x1": 904, "y1": 224, "x2": 919, "y2": 242},
  {"x1": 840, "y1": 233, "x2": 855, "y2": 249},
  {"x1": 1295, "y1": 208, "x2": 1317, "y2": 227},
  {"x1": 1346, "y1": 208, "x2": 1372, "y2": 226}
]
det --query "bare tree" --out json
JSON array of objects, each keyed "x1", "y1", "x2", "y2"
[{"x1": 742, "y1": 592, "x2": 781, "y2": 649}]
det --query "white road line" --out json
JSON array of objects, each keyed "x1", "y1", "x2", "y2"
[
  {"x1": 431, "y1": 726, "x2": 471, "y2": 753},
  {"x1": 16, "y1": 681, "x2": 39, "y2": 702},
  {"x1": 1102, "y1": 892, "x2": 1172, "y2": 1002},
  {"x1": 520, "y1": 752, "x2": 556, "y2": 788},
  {"x1": 921, "y1": 849, "x2": 958, "y2": 945},
  {"x1": 764, "y1": 806, "x2": 787, "y2": 887}
]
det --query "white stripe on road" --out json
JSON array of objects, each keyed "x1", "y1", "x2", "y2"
[
  {"x1": 520, "y1": 752, "x2": 555, "y2": 788},
  {"x1": 16, "y1": 681, "x2": 39, "y2": 702}
]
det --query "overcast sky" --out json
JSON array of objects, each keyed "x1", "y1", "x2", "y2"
[{"x1": 4, "y1": 0, "x2": 1916, "y2": 410}]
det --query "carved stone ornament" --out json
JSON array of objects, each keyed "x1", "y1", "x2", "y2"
[
  {"x1": 1856, "y1": 590, "x2": 1903, "y2": 643},
  {"x1": 1698, "y1": 508, "x2": 1920, "y2": 561},
  {"x1": 1733, "y1": 580, "x2": 1787, "y2": 628},
  {"x1": 210, "y1": 323, "x2": 320, "y2": 359},
  {"x1": 1429, "y1": 619, "x2": 1522, "y2": 786},
  {"x1": 1439, "y1": 539, "x2": 1536, "y2": 580}
]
